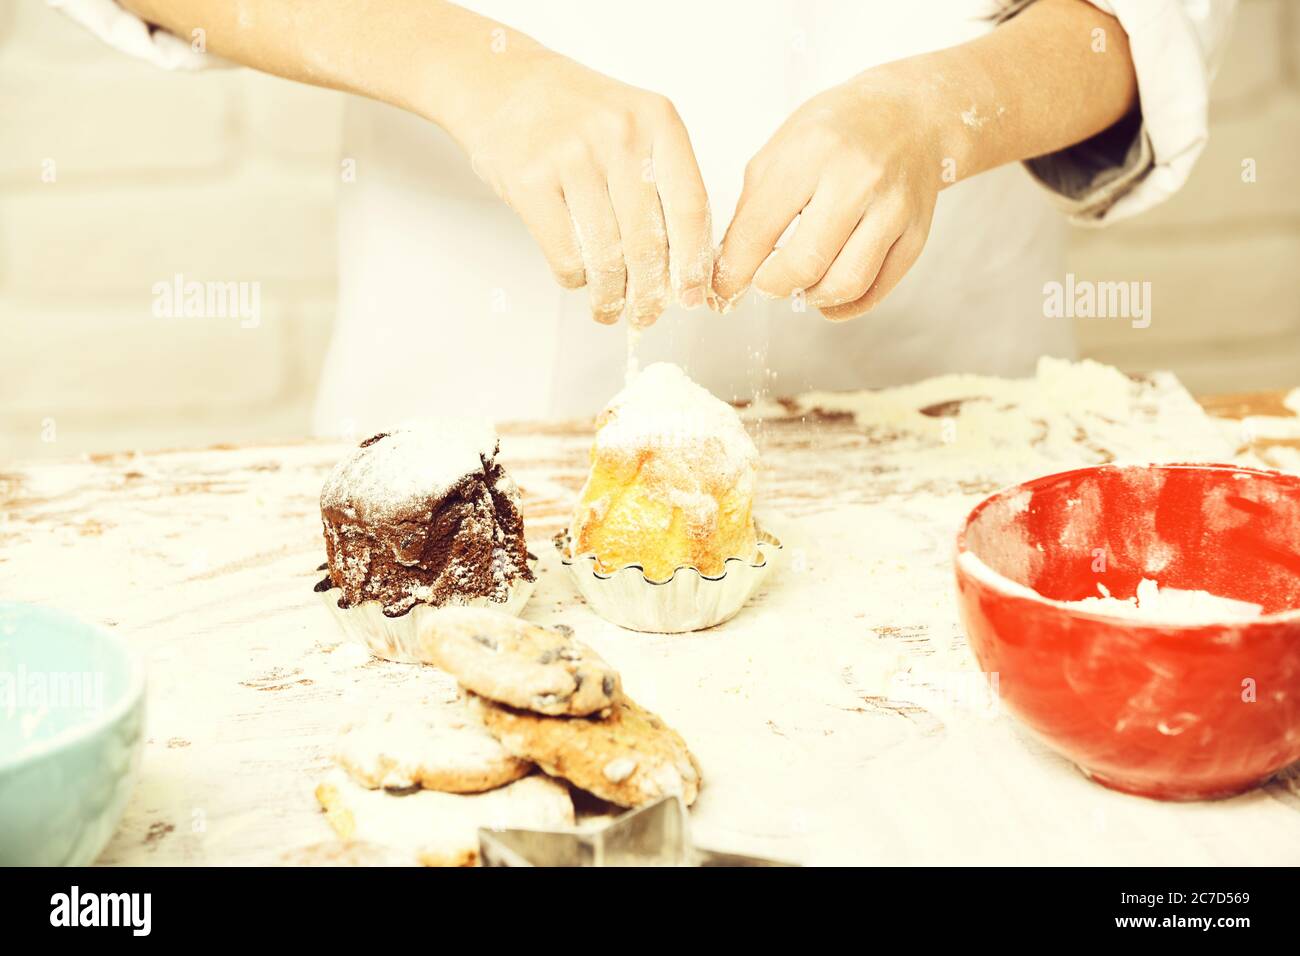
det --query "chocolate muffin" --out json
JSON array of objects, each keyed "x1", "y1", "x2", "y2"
[{"x1": 319, "y1": 422, "x2": 533, "y2": 617}]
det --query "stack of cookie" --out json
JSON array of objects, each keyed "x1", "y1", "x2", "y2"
[
  {"x1": 313, "y1": 693, "x2": 575, "y2": 866},
  {"x1": 312, "y1": 609, "x2": 700, "y2": 866},
  {"x1": 422, "y1": 609, "x2": 703, "y2": 811}
]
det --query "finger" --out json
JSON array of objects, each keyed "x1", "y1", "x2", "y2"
[
  {"x1": 509, "y1": 181, "x2": 587, "y2": 289},
  {"x1": 803, "y1": 208, "x2": 904, "y2": 308},
  {"x1": 711, "y1": 159, "x2": 815, "y2": 310},
  {"x1": 651, "y1": 119, "x2": 713, "y2": 309},
  {"x1": 563, "y1": 172, "x2": 627, "y2": 325},
  {"x1": 820, "y1": 223, "x2": 928, "y2": 322},
  {"x1": 608, "y1": 165, "x2": 670, "y2": 328},
  {"x1": 752, "y1": 181, "x2": 865, "y2": 299}
]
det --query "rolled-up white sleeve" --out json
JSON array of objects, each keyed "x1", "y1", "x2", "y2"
[
  {"x1": 1003, "y1": 0, "x2": 1236, "y2": 226},
  {"x1": 47, "y1": 0, "x2": 230, "y2": 70}
]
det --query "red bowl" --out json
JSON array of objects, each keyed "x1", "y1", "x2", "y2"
[{"x1": 955, "y1": 463, "x2": 1300, "y2": 800}]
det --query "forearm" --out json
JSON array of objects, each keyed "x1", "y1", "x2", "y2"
[
  {"x1": 118, "y1": 0, "x2": 546, "y2": 141},
  {"x1": 879, "y1": 0, "x2": 1139, "y2": 185},
  {"x1": 125, "y1": 0, "x2": 713, "y2": 324}
]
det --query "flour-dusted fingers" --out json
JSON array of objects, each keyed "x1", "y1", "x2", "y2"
[
  {"x1": 437, "y1": 35, "x2": 711, "y2": 323},
  {"x1": 803, "y1": 205, "x2": 908, "y2": 309},
  {"x1": 651, "y1": 113, "x2": 713, "y2": 309},
  {"x1": 508, "y1": 181, "x2": 587, "y2": 290},
  {"x1": 710, "y1": 156, "x2": 815, "y2": 311},
  {"x1": 751, "y1": 179, "x2": 867, "y2": 300},
  {"x1": 608, "y1": 164, "x2": 671, "y2": 328},
  {"x1": 820, "y1": 221, "x2": 930, "y2": 322},
  {"x1": 562, "y1": 169, "x2": 627, "y2": 325},
  {"x1": 706, "y1": 62, "x2": 952, "y2": 318}
]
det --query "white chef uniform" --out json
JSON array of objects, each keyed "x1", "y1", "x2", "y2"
[{"x1": 49, "y1": 0, "x2": 1235, "y2": 432}]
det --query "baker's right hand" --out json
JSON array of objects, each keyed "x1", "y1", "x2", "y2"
[{"x1": 452, "y1": 48, "x2": 712, "y2": 327}]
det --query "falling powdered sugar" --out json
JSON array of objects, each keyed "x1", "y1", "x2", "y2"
[{"x1": 625, "y1": 324, "x2": 643, "y2": 383}]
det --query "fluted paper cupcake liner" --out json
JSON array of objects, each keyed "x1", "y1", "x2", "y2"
[
  {"x1": 315, "y1": 554, "x2": 538, "y2": 663},
  {"x1": 555, "y1": 523, "x2": 781, "y2": 633}
]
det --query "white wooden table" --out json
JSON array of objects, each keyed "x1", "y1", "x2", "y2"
[{"x1": 3, "y1": 370, "x2": 1299, "y2": 865}]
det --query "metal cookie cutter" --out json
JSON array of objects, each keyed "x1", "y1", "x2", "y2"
[{"x1": 478, "y1": 796, "x2": 795, "y2": 867}]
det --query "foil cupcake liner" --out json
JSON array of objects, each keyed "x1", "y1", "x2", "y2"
[
  {"x1": 555, "y1": 523, "x2": 781, "y2": 633},
  {"x1": 315, "y1": 554, "x2": 538, "y2": 663}
]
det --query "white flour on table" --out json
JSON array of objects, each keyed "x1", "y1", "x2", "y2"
[{"x1": 4, "y1": 358, "x2": 1300, "y2": 865}]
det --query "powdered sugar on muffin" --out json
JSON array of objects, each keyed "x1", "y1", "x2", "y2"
[
  {"x1": 568, "y1": 363, "x2": 760, "y2": 580},
  {"x1": 320, "y1": 420, "x2": 534, "y2": 616},
  {"x1": 321, "y1": 420, "x2": 500, "y2": 520},
  {"x1": 592, "y1": 363, "x2": 757, "y2": 494}
]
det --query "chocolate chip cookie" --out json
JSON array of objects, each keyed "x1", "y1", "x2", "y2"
[
  {"x1": 418, "y1": 608, "x2": 621, "y2": 716},
  {"x1": 336, "y1": 704, "x2": 531, "y2": 794},
  {"x1": 470, "y1": 694, "x2": 701, "y2": 809}
]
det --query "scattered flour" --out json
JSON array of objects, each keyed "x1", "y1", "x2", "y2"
[
  {"x1": 742, "y1": 357, "x2": 1237, "y2": 497},
  {"x1": 6, "y1": 358, "x2": 1299, "y2": 864}
]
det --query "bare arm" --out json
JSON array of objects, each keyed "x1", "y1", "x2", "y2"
[
  {"x1": 121, "y1": 0, "x2": 714, "y2": 324},
  {"x1": 120, "y1": 0, "x2": 526, "y2": 139},
  {"x1": 931, "y1": 0, "x2": 1137, "y2": 180},
  {"x1": 712, "y1": 0, "x2": 1138, "y2": 319}
]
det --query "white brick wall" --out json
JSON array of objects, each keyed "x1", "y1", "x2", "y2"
[
  {"x1": 0, "y1": 0, "x2": 342, "y2": 460},
  {"x1": 1071, "y1": 0, "x2": 1300, "y2": 394},
  {"x1": 1, "y1": 0, "x2": 1296, "y2": 461}
]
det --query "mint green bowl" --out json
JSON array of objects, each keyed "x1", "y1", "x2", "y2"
[{"x1": 0, "y1": 603, "x2": 146, "y2": 866}]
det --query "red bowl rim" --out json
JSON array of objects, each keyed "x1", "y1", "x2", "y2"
[{"x1": 954, "y1": 462, "x2": 1300, "y2": 627}]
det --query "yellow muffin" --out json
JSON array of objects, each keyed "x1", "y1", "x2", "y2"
[{"x1": 569, "y1": 363, "x2": 759, "y2": 582}]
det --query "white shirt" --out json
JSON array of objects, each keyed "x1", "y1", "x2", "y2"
[{"x1": 52, "y1": 0, "x2": 1235, "y2": 431}]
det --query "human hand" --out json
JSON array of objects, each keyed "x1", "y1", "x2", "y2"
[
  {"x1": 711, "y1": 70, "x2": 946, "y2": 320},
  {"x1": 454, "y1": 48, "x2": 712, "y2": 327}
]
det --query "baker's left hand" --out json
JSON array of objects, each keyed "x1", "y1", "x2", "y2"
[{"x1": 711, "y1": 70, "x2": 946, "y2": 320}]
